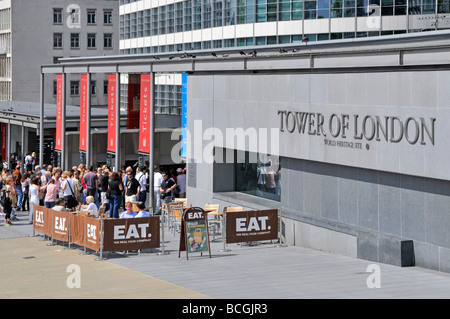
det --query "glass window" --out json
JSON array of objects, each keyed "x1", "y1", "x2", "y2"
[
  {"x1": 203, "y1": 0, "x2": 212, "y2": 28},
  {"x1": 292, "y1": 0, "x2": 303, "y2": 19},
  {"x1": 318, "y1": 0, "x2": 330, "y2": 15},
  {"x1": 193, "y1": 0, "x2": 202, "y2": 29},
  {"x1": 256, "y1": 36, "x2": 266, "y2": 45},
  {"x1": 90, "y1": 81, "x2": 96, "y2": 95},
  {"x1": 87, "y1": 9, "x2": 97, "y2": 24},
  {"x1": 224, "y1": 38, "x2": 235, "y2": 47},
  {"x1": 237, "y1": 0, "x2": 247, "y2": 23},
  {"x1": 438, "y1": 0, "x2": 450, "y2": 12},
  {"x1": 184, "y1": 1, "x2": 193, "y2": 31},
  {"x1": 87, "y1": 33, "x2": 96, "y2": 48},
  {"x1": 279, "y1": 0, "x2": 291, "y2": 20},
  {"x1": 176, "y1": 3, "x2": 183, "y2": 32},
  {"x1": 279, "y1": 35, "x2": 290, "y2": 43},
  {"x1": 344, "y1": 0, "x2": 356, "y2": 16},
  {"x1": 53, "y1": 8, "x2": 63, "y2": 24},
  {"x1": 409, "y1": 0, "x2": 421, "y2": 13},
  {"x1": 224, "y1": 0, "x2": 236, "y2": 25},
  {"x1": 104, "y1": 33, "x2": 113, "y2": 48},
  {"x1": 70, "y1": 81, "x2": 80, "y2": 96},
  {"x1": 104, "y1": 9, "x2": 113, "y2": 24},
  {"x1": 53, "y1": 33, "x2": 63, "y2": 48},
  {"x1": 267, "y1": 0, "x2": 278, "y2": 21},
  {"x1": 256, "y1": 0, "x2": 267, "y2": 22},
  {"x1": 331, "y1": 0, "x2": 343, "y2": 16},
  {"x1": 70, "y1": 33, "x2": 79, "y2": 48},
  {"x1": 235, "y1": 151, "x2": 281, "y2": 202}
]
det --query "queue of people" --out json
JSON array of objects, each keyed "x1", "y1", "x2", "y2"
[{"x1": 1, "y1": 160, "x2": 186, "y2": 226}]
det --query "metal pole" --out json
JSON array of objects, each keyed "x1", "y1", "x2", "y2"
[
  {"x1": 6, "y1": 123, "x2": 10, "y2": 169},
  {"x1": 21, "y1": 124, "x2": 24, "y2": 173},
  {"x1": 115, "y1": 71, "x2": 120, "y2": 172},
  {"x1": 149, "y1": 72, "x2": 155, "y2": 214},
  {"x1": 86, "y1": 72, "x2": 91, "y2": 168},
  {"x1": 157, "y1": 214, "x2": 169, "y2": 255},
  {"x1": 61, "y1": 72, "x2": 66, "y2": 170},
  {"x1": 220, "y1": 209, "x2": 231, "y2": 252},
  {"x1": 39, "y1": 71, "x2": 44, "y2": 167},
  {"x1": 276, "y1": 208, "x2": 287, "y2": 248},
  {"x1": 96, "y1": 218, "x2": 105, "y2": 261}
]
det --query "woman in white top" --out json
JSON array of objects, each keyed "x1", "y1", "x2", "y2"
[
  {"x1": 61, "y1": 171, "x2": 77, "y2": 210},
  {"x1": 28, "y1": 176, "x2": 40, "y2": 224},
  {"x1": 83, "y1": 195, "x2": 98, "y2": 217}
]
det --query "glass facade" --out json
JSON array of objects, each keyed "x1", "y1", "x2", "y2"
[
  {"x1": 235, "y1": 151, "x2": 281, "y2": 202},
  {"x1": 120, "y1": 0, "x2": 450, "y2": 54}
]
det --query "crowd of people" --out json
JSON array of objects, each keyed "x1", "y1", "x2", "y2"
[{"x1": 0, "y1": 161, "x2": 187, "y2": 226}]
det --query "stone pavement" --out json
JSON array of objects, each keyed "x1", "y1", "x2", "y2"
[{"x1": 2, "y1": 209, "x2": 450, "y2": 299}]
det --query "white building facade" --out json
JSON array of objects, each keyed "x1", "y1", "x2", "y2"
[
  {"x1": 0, "y1": 0, "x2": 119, "y2": 105},
  {"x1": 119, "y1": 0, "x2": 450, "y2": 54}
]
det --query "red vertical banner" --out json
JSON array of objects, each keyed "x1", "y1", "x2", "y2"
[
  {"x1": 127, "y1": 74, "x2": 140, "y2": 129},
  {"x1": 107, "y1": 74, "x2": 117, "y2": 153},
  {"x1": 55, "y1": 74, "x2": 63, "y2": 151},
  {"x1": 138, "y1": 74, "x2": 151, "y2": 154},
  {"x1": 1, "y1": 123, "x2": 6, "y2": 161},
  {"x1": 79, "y1": 74, "x2": 88, "y2": 151}
]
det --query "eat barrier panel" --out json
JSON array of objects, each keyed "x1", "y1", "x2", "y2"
[{"x1": 32, "y1": 205, "x2": 160, "y2": 257}]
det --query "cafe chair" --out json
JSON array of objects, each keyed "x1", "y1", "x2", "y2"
[
  {"x1": 172, "y1": 205, "x2": 184, "y2": 235},
  {"x1": 77, "y1": 210, "x2": 93, "y2": 216},
  {"x1": 205, "y1": 203, "x2": 221, "y2": 240},
  {"x1": 167, "y1": 202, "x2": 183, "y2": 230},
  {"x1": 98, "y1": 206, "x2": 106, "y2": 219},
  {"x1": 224, "y1": 206, "x2": 243, "y2": 213},
  {"x1": 174, "y1": 198, "x2": 187, "y2": 207}
]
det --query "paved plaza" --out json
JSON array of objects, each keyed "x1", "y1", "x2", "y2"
[{"x1": 1, "y1": 209, "x2": 450, "y2": 300}]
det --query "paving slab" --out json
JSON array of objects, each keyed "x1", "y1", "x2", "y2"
[{"x1": 2, "y1": 210, "x2": 450, "y2": 299}]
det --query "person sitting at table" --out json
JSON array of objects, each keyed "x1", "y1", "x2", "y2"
[
  {"x1": 52, "y1": 198, "x2": 67, "y2": 212},
  {"x1": 119, "y1": 201, "x2": 137, "y2": 219},
  {"x1": 135, "y1": 201, "x2": 151, "y2": 217},
  {"x1": 83, "y1": 195, "x2": 98, "y2": 217}
]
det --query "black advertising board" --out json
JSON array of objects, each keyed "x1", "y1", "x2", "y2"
[{"x1": 179, "y1": 207, "x2": 211, "y2": 260}]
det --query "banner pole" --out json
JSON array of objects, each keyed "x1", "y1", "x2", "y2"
[
  {"x1": 32, "y1": 205, "x2": 35, "y2": 237},
  {"x1": 158, "y1": 214, "x2": 169, "y2": 255},
  {"x1": 80, "y1": 215, "x2": 88, "y2": 255},
  {"x1": 276, "y1": 208, "x2": 287, "y2": 248},
  {"x1": 219, "y1": 210, "x2": 231, "y2": 252},
  {"x1": 48, "y1": 210, "x2": 55, "y2": 246},
  {"x1": 96, "y1": 218, "x2": 105, "y2": 261},
  {"x1": 67, "y1": 213, "x2": 71, "y2": 250}
]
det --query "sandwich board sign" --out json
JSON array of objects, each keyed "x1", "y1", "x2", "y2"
[{"x1": 179, "y1": 207, "x2": 211, "y2": 260}]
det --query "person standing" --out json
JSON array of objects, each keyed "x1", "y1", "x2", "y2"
[
  {"x1": 41, "y1": 178, "x2": 59, "y2": 209},
  {"x1": 2, "y1": 178, "x2": 13, "y2": 226},
  {"x1": 28, "y1": 177, "x2": 40, "y2": 224},
  {"x1": 135, "y1": 166, "x2": 148, "y2": 205},
  {"x1": 20, "y1": 173, "x2": 30, "y2": 212},
  {"x1": 159, "y1": 171, "x2": 177, "y2": 207},
  {"x1": 7, "y1": 176, "x2": 18, "y2": 221},
  {"x1": 83, "y1": 166, "x2": 98, "y2": 199},
  {"x1": 108, "y1": 172, "x2": 123, "y2": 218},
  {"x1": 153, "y1": 165, "x2": 163, "y2": 215},
  {"x1": 125, "y1": 170, "x2": 140, "y2": 203},
  {"x1": 13, "y1": 165, "x2": 23, "y2": 210},
  {"x1": 100, "y1": 167, "x2": 110, "y2": 213},
  {"x1": 176, "y1": 168, "x2": 186, "y2": 198},
  {"x1": 61, "y1": 171, "x2": 77, "y2": 210},
  {"x1": 24, "y1": 152, "x2": 33, "y2": 173}
]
